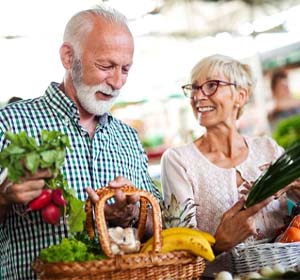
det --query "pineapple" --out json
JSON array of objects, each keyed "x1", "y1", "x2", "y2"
[{"x1": 160, "y1": 193, "x2": 198, "y2": 228}]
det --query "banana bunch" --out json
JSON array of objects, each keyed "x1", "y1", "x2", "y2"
[{"x1": 140, "y1": 227, "x2": 215, "y2": 262}]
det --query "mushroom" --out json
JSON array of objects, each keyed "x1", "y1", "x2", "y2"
[{"x1": 108, "y1": 227, "x2": 141, "y2": 255}]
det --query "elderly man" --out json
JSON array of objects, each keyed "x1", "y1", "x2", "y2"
[{"x1": 0, "y1": 5, "x2": 161, "y2": 279}]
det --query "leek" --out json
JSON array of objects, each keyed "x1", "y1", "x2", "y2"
[{"x1": 246, "y1": 143, "x2": 300, "y2": 208}]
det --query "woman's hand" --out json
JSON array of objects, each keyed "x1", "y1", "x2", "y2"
[
  {"x1": 277, "y1": 179, "x2": 300, "y2": 200},
  {"x1": 213, "y1": 196, "x2": 273, "y2": 252},
  {"x1": 86, "y1": 176, "x2": 140, "y2": 228}
]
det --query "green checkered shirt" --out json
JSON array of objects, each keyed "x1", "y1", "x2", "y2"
[{"x1": 0, "y1": 82, "x2": 161, "y2": 279}]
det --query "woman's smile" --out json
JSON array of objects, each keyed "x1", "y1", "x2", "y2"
[{"x1": 197, "y1": 105, "x2": 215, "y2": 114}]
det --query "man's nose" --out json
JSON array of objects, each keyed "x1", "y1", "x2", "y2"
[{"x1": 106, "y1": 68, "x2": 125, "y2": 90}]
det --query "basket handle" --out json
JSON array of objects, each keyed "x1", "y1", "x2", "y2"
[{"x1": 85, "y1": 185, "x2": 162, "y2": 258}]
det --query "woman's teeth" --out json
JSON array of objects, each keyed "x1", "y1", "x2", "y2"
[{"x1": 198, "y1": 106, "x2": 214, "y2": 113}]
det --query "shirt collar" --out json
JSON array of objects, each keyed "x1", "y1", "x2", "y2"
[{"x1": 45, "y1": 82, "x2": 112, "y2": 126}]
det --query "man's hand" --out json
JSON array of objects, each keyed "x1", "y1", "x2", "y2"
[
  {"x1": 0, "y1": 169, "x2": 52, "y2": 222},
  {"x1": 213, "y1": 196, "x2": 273, "y2": 252},
  {"x1": 86, "y1": 176, "x2": 140, "y2": 228},
  {"x1": 0, "y1": 169, "x2": 52, "y2": 206}
]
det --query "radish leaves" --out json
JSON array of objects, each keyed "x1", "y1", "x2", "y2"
[{"x1": 0, "y1": 130, "x2": 86, "y2": 233}]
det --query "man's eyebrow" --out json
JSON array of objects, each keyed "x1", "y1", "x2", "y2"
[
  {"x1": 95, "y1": 59, "x2": 113, "y2": 64},
  {"x1": 95, "y1": 59, "x2": 132, "y2": 67}
]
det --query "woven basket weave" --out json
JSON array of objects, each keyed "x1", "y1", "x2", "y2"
[
  {"x1": 32, "y1": 185, "x2": 206, "y2": 280},
  {"x1": 231, "y1": 239, "x2": 300, "y2": 275}
]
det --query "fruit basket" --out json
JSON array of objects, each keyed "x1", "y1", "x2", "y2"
[
  {"x1": 32, "y1": 185, "x2": 206, "y2": 280},
  {"x1": 230, "y1": 239, "x2": 300, "y2": 275}
]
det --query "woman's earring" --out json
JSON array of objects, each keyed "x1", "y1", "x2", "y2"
[{"x1": 235, "y1": 103, "x2": 240, "y2": 108}]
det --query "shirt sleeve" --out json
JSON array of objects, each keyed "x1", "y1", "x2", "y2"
[{"x1": 160, "y1": 148, "x2": 197, "y2": 226}]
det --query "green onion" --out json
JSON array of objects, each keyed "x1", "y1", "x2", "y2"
[{"x1": 246, "y1": 143, "x2": 300, "y2": 208}]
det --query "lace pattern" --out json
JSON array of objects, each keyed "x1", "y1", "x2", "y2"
[{"x1": 161, "y1": 135, "x2": 288, "y2": 242}]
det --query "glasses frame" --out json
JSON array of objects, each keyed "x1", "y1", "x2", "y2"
[{"x1": 182, "y1": 79, "x2": 237, "y2": 98}]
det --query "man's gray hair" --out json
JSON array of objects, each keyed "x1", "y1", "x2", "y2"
[{"x1": 63, "y1": 4, "x2": 129, "y2": 56}]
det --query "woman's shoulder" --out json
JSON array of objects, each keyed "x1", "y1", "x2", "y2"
[
  {"x1": 162, "y1": 143, "x2": 197, "y2": 162},
  {"x1": 246, "y1": 134, "x2": 278, "y2": 145},
  {"x1": 245, "y1": 135, "x2": 283, "y2": 155}
]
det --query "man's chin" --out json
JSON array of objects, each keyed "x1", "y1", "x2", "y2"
[{"x1": 83, "y1": 102, "x2": 112, "y2": 116}]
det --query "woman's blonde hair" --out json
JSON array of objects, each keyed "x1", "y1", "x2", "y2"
[{"x1": 190, "y1": 54, "x2": 256, "y2": 118}]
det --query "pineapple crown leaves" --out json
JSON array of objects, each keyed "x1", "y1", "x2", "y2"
[{"x1": 160, "y1": 193, "x2": 199, "y2": 228}]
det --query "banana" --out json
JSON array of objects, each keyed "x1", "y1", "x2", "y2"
[
  {"x1": 160, "y1": 232, "x2": 215, "y2": 261},
  {"x1": 141, "y1": 227, "x2": 215, "y2": 253},
  {"x1": 161, "y1": 227, "x2": 216, "y2": 245},
  {"x1": 140, "y1": 227, "x2": 215, "y2": 262}
]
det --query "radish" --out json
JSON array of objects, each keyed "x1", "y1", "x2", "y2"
[
  {"x1": 27, "y1": 189, "x2": 52, "y2": 211},
  {"x1": 41, "y1": 202, "x2": 61, "y2": 225},
  {"x1": 52, "y1": 188, "x2": 67, "y2": 206}
]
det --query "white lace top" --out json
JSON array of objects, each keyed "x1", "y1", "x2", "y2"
[{"x1": 161, "y1": 135, "x2": 288, "y2": 241}]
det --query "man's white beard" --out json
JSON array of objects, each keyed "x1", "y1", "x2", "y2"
[
  {"x1": 71, "y1": 58, "x2": 120, "y2": 116},
  {"x1": 75, "y1": 83, "x2": 119, "y2": 116}
]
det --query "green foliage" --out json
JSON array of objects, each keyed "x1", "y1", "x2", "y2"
[
  {"x1": 73, "y1": 231, "x2": 104, "y2": 256},
  {"x1": 0, "y1": 130, "x2": 71, "y2": 181},
  {"x1": 246, "y1": 143, "x2": 300, "y2": 208},
  {"x1": 273, "y1": 115, "x2": 300, "y2": 149},
  {"x1": 0, "y1": 130, "x2": 86, "y2": 233},
  {"x1": 39, "y1": 237, "x2": 106, "y2": 262}
]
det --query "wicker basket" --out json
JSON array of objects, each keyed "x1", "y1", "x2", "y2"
[
  {"x1": 32, "y1": 186, "x2": 206, "y2": 280},
  {"x1": 231, "y1": 239, "x2": 300, "y2": 275}
]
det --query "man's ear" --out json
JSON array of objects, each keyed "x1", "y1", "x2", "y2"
[{"x1": 59, "y1": 43, "x2": 74, "y2": 70}]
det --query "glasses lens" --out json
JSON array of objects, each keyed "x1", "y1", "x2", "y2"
[
  {"x1": 183, "y1": 85, "x2": 193, "y2": 97},
  {"x1": 203, "y1": 81, "x2": 218, "y2": 96}
]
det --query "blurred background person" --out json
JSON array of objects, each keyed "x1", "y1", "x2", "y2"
[{"x1": 268, "y1": 70, "x2": 300, "y2": 131}]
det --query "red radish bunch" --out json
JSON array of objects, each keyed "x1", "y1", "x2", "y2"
[{"x1": 27, "y1": 188, "x2": 67, "y2": 225}]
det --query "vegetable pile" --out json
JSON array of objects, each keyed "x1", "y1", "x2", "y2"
[
  {"x1": 278, "y1": 215, "x2": 300, "y2": 243},
  {"x1": 246, "y1": 143, "x2": 300, "y2": 208},
  {"x1": 215, "y1": 264, "x2": 300, "y2": 280},
  {"x1": 0, "y1": 130, "x2": 86, "y2": 233},
  {"x1": 39, "y1": 232, "x2": 107, "y2": 262}
]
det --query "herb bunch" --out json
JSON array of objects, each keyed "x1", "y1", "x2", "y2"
[
  {"x1": 246, "y1": 143, "x2": 300, "y2": 208},
  {"x1": 0, "y1": 130, "x2": 86, "y2": 233}
]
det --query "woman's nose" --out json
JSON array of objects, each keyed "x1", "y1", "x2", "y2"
[{"x1": 193, "y1": 89, "x2": 208, "y2": 101}]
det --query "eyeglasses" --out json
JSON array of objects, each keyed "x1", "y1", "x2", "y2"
[{"x1": 181, "y1": 79, "x2": 237, "y2": 98}]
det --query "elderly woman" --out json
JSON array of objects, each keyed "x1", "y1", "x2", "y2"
[{"x1": 161, "y1": 54, "x2": 299, "y2": 257}]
